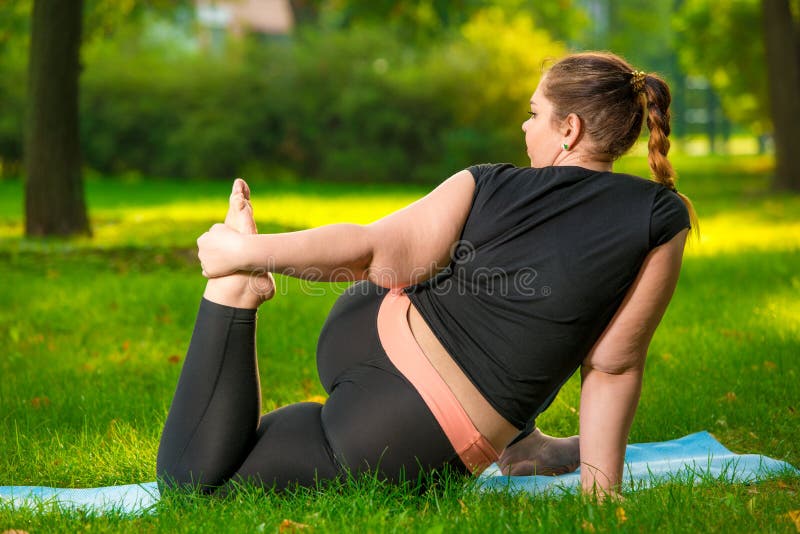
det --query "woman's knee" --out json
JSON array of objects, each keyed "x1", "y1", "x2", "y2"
[
  {"x1": 230, "y1": 402, "x2": 341, "y2": 491},
  {"x1": 156, "y1": 440, "x2": 237, "y2": 493},
  {"x1": 156, "y1": 457, "x2": 224, "y2": 494}
]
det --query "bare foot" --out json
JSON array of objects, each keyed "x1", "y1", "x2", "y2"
[
  {"x1": 224, "y1": 178, "x2": 258, "y2": 234},
  {"x1": 498, "y1": 428, "x2": 580, "y2": 476},
  {"x1": 203, "y1": 179, "x2": 275, "y2": 308}
]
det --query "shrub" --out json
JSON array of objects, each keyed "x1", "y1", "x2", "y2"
[{"x1": 3, "y1": 10, "x2": 566, "y2": 184}]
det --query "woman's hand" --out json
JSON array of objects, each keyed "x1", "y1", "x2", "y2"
[{"x1": 197, "y1": 223, "x2": 249, "y2": 277}]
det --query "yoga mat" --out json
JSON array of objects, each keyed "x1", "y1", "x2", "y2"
[
  {"x1": 478, "y1": 431, "x2": 798, "y2": 494},
  {"x1": 0, "y1": 482, "x2": 160, "y2": 515},
  {"x1": 1, "y1": 432, "x2": 796, "y2": 514}
]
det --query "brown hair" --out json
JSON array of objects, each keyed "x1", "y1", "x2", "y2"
[{"x1": 543, "y1": 52, "x2": 699, "y2": 241}]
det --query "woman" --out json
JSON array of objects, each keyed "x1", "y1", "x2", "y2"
[{"x1": 156, "y1": 52, "x2": 698, "y2": 498}]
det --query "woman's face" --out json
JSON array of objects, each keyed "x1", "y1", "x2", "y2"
[{"x1": 521, "y1": 81, "x2": 564, "y2": 168}]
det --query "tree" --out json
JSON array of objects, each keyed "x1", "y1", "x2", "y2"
[
  {"x1": 25, "y1": 0, "x2": 90, "y2": 237},
  {"x1": 293, "y1": 0, "x2": 587, "y2": 43},
  {"x1": 18, "y1": 0, "x2": 188, "y2": 236},
  {"x1": 761, "y1": 0, "x2": 800, "y2": 191},
  {"x1": 674, "y1": 0, "x2": 800, "y2": 191}
]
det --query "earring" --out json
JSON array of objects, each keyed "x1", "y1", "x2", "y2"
[{"x1": 562, "y1": 143, "x2": 569, "y2": 151}]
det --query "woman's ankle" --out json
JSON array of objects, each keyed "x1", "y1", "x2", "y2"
[{"x1": 203, "y1": 274, "x2": 263, "y2": 309}]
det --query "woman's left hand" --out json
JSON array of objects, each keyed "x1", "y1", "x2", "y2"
[{"x1": 197, "y1": 223, "x2": 248, "y2": 277}]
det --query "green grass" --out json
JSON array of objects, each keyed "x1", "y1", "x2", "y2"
[{"x1": 1, "y1": 154, "x2": 799, "y2": 532}]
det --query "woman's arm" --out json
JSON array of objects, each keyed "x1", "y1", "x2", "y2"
[
  {"x1": 578, "y1": 228, "x2": 688, "y2": 498},
  {"x1": 198, "y1": 170, "x2": 477, "y2": 287},
  {"x1": 241, "y1": 223, "x2": 374, "y2": 282},
  {"x1": 579, "y1": 364, "x2": 643, "y2": 496}
]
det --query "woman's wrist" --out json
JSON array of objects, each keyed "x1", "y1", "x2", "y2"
[
  {"x1": 580, "y1": 470, "x2": 623, "y2": 501},
  {"x1": 239, "y1": 233, "x2": 261, "y2": 272}
]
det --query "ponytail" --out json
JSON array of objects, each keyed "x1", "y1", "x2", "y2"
[
  {"x1": 644, "y1": 75, "x2": 700, "y2": 243},
  {"x1": 544, "y1": 52, "x2": 699, "y2": 243}
]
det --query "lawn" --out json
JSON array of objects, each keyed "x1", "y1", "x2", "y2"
[{"x1": 1, "y1": 154, "x2": 798, "y2": 532}]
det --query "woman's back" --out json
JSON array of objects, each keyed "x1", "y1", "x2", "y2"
[{"x1": 404, "y1": 163, "x2": 691, "y2": 430}]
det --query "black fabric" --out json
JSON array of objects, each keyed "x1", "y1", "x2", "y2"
[
  {"x1": 157, "y1": 288, "x2": 467, "y2": 494},
  {"x1": 650, "y1": 185, "x2": 691, "y2": 248},
  {"x1": 316, "y1": 281, "x2": 465, "y2": 482},
  {"x1": 404, "y1": 164, "x2": 691, "y2": 429}
]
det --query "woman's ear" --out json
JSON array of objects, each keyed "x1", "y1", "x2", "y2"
[{"x1": 562, "y1": 112, "x2": 583, "y2": 147}]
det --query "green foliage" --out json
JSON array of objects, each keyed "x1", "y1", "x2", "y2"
[
  {"x1": 0, "y1": 0, "x2": 196, "y2": 178},
  {"x1": 0, "y1": 2, "x2": 576, "y2": 182},
  {"x1": 0, "y1": 0, "x2": 31, "y2": 61},
  {"x1": 65, "y1": 11, "x2": 564, "y2": 182},
  {"x1": 306, "y1": 0, "x2": 587, "y2": 43},
  {"x1": 80, "y1": 53, "x2": 260, "y2": 179},
  {"x1": 673, "y1": 0, "x2": 770, "y2": 133},
  {"x1": 0, "y1": 1, "x2": 30, "y2": 176},
  {"x1": 1, "y1": 5, "x2": 567, "y2": 182},
  {"x1": 605, "y1": 0, "x2": 674, "y2": 76},
  {"x1": 0, "y1": 60, "x2": 24, "y2": 176}
]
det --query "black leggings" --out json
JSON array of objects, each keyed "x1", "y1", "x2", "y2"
[{"x1": 156, "y1": 281, "x2": 468, "y2": 493}]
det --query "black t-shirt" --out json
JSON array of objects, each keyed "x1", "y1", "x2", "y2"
[{"x1": 403, "y1": 163, "x2": 691, "y2": 429}]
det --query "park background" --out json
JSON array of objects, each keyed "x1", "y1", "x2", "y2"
[{"x1": 1, "y1": 0, "x2": 799, "y2": 532}]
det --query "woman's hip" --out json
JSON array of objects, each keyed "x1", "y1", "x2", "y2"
[{"x1": 316, "y1": 280, "x2": 500, "y2": 475}]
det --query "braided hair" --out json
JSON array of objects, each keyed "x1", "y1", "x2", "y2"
[{"x1": 543, "y1": 52, "x2": 698, "y2": 240}]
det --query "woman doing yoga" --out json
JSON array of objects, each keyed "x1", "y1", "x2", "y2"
[{"x1": 156, "y1": 51, "x2": 697, "y2": 498}]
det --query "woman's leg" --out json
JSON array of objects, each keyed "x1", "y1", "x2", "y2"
[
  {"x1": 214, "y1": 279, "x2": 468, "y2": 492},
  {"x1": 156, "y1": 297, "x2": 261, "y2": 490},
  {"x1": 158, "y1": 181, "x2": 465, "y2": 492},
  {"x1": 220, "y1": 347, "x2": 466, "y2": 492},
  {"x1": 157, "y1": 180, "x2": 274, "y2": 490},
  {"x1": 320, "y1": 352, "x2": 467, "y2": 485}
]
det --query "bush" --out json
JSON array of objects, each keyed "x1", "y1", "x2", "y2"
[
  {"x1": 0, "y1": 59, "x2": 25, "y2": 178},
  {"x1": 2, "y1": 10, "x2": 566, "y2": 184}
]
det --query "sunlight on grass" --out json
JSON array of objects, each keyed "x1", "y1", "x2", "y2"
[
  {"x1": 5, "y1": 182, "x2": 800, "y2": 261},
  {"x1": 0, "y1": 193, "x2": 420, "y2": 249},
  {"x1": 689, "y1": 211, "x2": 800, "y2": 257},
  {"x1": 106, "y1": 191, "x2": 418, "y2": 231},
  {"x1": 85, "y1": 191, "x2": 418, "y2": 248},
  {"x1": 753, "y1": 289, "x2": 800, "y2": 340},
  {"x1": 250, "y1": 192, "x2": 419, "y2": 227}
]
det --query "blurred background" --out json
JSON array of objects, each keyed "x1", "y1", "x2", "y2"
[{"x1": 0, "y1": 0, "x2": 797, "y2": 237}]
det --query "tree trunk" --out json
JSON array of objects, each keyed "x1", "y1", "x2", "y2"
[
  {"x1": 761, "y1": 0, "x2": 800, "y2": 192},
  {"x1": 24, "y1": 0, "x2": 90, "y2": 237}
]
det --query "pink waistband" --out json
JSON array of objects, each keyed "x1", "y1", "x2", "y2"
[{"x1": 376, "y1": 288, "x2": 499, "y2": 474}]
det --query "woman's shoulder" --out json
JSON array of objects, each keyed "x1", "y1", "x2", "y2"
[
  {"x1": 465, "y1": 162, "x2": 515, "y2": 183},
  {"x1": 604, "y1": 172, "x2": 690, "y2": 245},
  {"x1": 466, "y1": 163, "x2": 587, "y2": 184},
  {"x1": 465, "y1": 164, "x2": 678, "y2": 198},
  {"x1": 607, "y1": 170, "x2": 669, "y2": 191}
]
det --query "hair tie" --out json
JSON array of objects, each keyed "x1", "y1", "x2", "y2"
[{"x1": 630, "y1": 70, "x2": 647, "y2": 93}]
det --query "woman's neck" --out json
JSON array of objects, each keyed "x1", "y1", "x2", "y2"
[{"x1": 551, "y1": 151, "x2": 613, "y2": 173}]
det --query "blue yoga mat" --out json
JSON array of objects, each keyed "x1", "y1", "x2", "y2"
[
  {"x1": 1, "y1": 431, "x2": 796, "y2": 515},
  {"x1": 478, "y1": 431, "x2": 797, "y2": 494}
]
